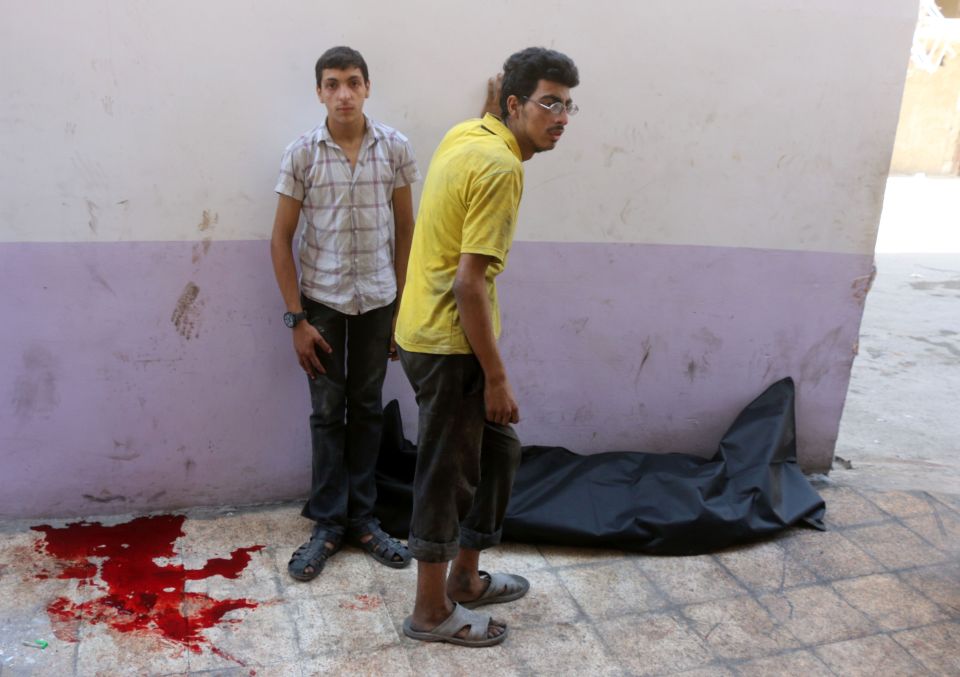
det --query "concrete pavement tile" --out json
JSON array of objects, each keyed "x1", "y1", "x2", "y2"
[
  {"x1": 834, "y1": 574, "x2": 947, "y2": 631},
  {"x1": 499, "y1": 568, "x2": 582, "y2": 629},
  {"x1": 191, "y1": 662, "x2": 302, "y2": 676},
  {"x1": 75, "y1": 625, "x2": 189, "y2": 676},
  {"x1": 595, "y1": 610, "x2": 715, "y2": 676},
  {"x1": 0, "y1": 544, "x2": 86, "y2": 616},
  {"x1": 185, "y1": 601, "x2": 298, "y2": 672},
  {"x1": 734, "y1": 649, "x2": 834, "y2": 677},
  {"x1": 681, "y1": 595, "x2": 799, "y2": 661},
  {"x1": 536, "y1": 544, "x2": 630, "y2": 568},
  {"x1": 0, "y1": 531, "x2": 43, "y2": 570},
  {"x1": 301, "y1": 644, "x2": 413, "y2": 676},
  {"x1": 508, "y1": 621, "x2": 622, "y2": 676},
  {"x1": 902, "y1": 507, "x2": 960, "y2": 554},
  {"x1": 560, "y1": 559, "x2": 666, "y2": 620},
  {"x1": 899, "y1": 562, "x2": 960, "y2": 614},
  {"x1": 758, "y1": 585, "x2": 876, "y2": 645},
  {"x1": 1, "y1": 530, "x2": 107, "y2": 608},
  {"x1": 402, "y1": 633, "x2": 522, "y2": 676},
  {"x1": 892, "y1": 621, "x2": 960, "y2": 675},
  {"x1": 368, "y1": 560, "x2": 418, "y2": 634},
  {"x1": 182, "y1": 547, "x2": 278, "y2": 603},
  {"x1": 779, "y1": 529, "x2": 884, "y2": 580},
  {"x1": 0, "y1": 638, "x2": 76, "y2": 677},
  {"x1": 713, "y1": 541, "x2": 817, "y2": 593},
  {"x1": 819, "y1": 486, "x2": 887, "y2": 528},
  {"x1": 814, "y1": 635, "x2": 928, "y2": 677},
  {"x1": 179, "y1": 508, "x2": 295, "y2": 553},
  {"x1": 292, "y1": 593, "x2": 399, "y2": 656},
  {"x1": 865, "y1": 490, "x2": 937, "y2": 518},
  {"x1": 472, "y1": 542, "x2": 550, "y2": 575},
  {"x1": 674, "y1": 667, "x2": 736, "y2": 677},
  {"x1": 928, "y1": 492, "x2": 960, "y2": 514},
  {"x1": 639, "y1": 555, "x2": 745, "y2": 605},
  {"x1": 844, "y1": 522, "x2": 948, "y2": 569}
]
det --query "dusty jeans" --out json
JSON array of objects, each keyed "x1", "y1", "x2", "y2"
[
  {"x1": 398, "y1": 348, "x2": 522, "y2": 562},
  {"x1": 300, "y1": 297, "x2": 394, "y2": 537}
]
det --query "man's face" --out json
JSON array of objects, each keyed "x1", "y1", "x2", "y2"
[
  {"x1": 510, "y1": 79, "x2": 573, "y2": 159},
  {"x1": 316, "y1": 67, "x2": 370, "y2": 126}
]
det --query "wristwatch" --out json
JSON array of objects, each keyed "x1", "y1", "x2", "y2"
[{"x1": 283, "y1": 311, "x2": 307, "y2": 328}]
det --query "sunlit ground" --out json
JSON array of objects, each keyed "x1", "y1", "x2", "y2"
[{"x1": 875, "y1": 175, "x2": 960, "y2": 253}]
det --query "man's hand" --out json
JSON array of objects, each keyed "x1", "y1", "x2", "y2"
[
  {"x1": 293, "y1": 322, "x2": 332, "y2": 379},
  {"x1": 388, "y1": 313, "x2": 399, "y2": 361},
  {"x1": 481, "y1": 73, "x2": 503, "y2": 118},
  {"x1": 484, "y1": 376, "x2": 519, "y2": 425}
]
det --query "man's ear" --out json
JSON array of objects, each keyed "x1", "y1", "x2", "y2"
[
  {"x1": 364, "y1": 80, "x2": 371, "y2": 98},
  {"x1": 506, "y1": 94, "x2": 521, "y2": 119}
]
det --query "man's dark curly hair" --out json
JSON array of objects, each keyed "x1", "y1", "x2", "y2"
[
  {"x1": 500, "y1": 47, "x2": 579, "y2": 119},
  {"x1": 315, "y1": 46, "x2": 369, "y2": 86}
]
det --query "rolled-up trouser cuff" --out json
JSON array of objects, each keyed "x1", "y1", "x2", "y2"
[
  {"x1": 460, "y1": 526, "x2": 503, "y2": 552},
  {"x1": 309, "y1": 520, "x2": 345, "y2": 539},
  {"x1": 408, "y1": 534, "x2": 460, "y2": 563}
]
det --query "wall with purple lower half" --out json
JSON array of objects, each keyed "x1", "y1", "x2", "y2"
[
  {"x1": 1, "y1": 1, "x2": 916, "y2": 517},
  {"x1": 1, "y1": 238, "x2": 869, "y2": 517}
]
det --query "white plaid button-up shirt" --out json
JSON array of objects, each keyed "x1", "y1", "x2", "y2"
[{"x1": 275, "y1": 117, "x2": 420, "y2": 315}]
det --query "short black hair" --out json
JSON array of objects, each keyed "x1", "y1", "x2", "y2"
[
  {"x1": 500, "y1": 47, "x2": 579, "y2": 119},
  {"x1": 315, "y1": 46, "x2": 369, "y2": 86}
]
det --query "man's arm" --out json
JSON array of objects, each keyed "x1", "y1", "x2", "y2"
[
  {"x1": 453, "y1": 253, "x2": 519, "y2": 425},
  {"x1": 269, "y1": 194, "x2": 332, "y2": 378},
  {"x1": 389, "y1": 184, "x2": 415, "y2": 360}
]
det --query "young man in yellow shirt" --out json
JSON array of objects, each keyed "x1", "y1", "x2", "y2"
[{"x1": 395, "y1": 47, "x2": 580, "y2": 647}]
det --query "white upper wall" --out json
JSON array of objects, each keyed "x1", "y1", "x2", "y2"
[{"x1": 0, "y1": 0, "x2": 916, "y2": 254}]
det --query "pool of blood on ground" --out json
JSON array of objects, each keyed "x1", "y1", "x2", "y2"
[{"x1": 32, "y1": 514, "x2": 263, "y2": 652}]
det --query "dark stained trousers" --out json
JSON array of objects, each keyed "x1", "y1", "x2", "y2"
[
  {"x1": 398, "y1": 348, "x2": 522, "y2": 562},
  {"x1": 300, "y1": 297, "x2": 394, "y2": 537}
]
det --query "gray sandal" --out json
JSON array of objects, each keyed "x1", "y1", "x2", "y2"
[
  {"x1": 288, "y1": 526, "x2": 341, "y2": 581},
  {"x1": 461, "y1": 571, "x2": 530, "y2": 609},
  {"x1": 402, "y1": 603, "x2": 507, "y2": 647}
]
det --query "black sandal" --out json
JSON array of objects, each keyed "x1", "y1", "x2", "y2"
[
  {"x1": 288, "y1": 526, "x2": 342, "y2": 581},
  {"x1": 350, "y1": 522, "x2": 411, "y2": 569}
]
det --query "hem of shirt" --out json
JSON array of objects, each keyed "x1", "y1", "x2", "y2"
[
  {"x1": 394, "y1": 337, "x2": 475, "y2": 355},
  {"x1": 275, "y1": 186, "x2": 304, "y2": 201},
  {"x1": 393, "y1": 173, "x2": 421, "y2": 190},
  {"x1": 302, "y1": 291, "x2": 397, "y2": 316},
  {"x1": 460, "y1": 245, "x2": 506, "y2": 262}
]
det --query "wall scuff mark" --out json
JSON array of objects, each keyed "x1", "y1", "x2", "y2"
[{"x1": 171, "y1": 282, "x2": 202, "y2": 339}]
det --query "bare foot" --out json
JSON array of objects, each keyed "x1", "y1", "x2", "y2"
[{"x1": 446, "y1": 568, "x2": 490, "y2": 604}]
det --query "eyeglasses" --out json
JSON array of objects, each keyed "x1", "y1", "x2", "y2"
[{"x1": 522, "y1": 96, "x2": 579, "y2": 116}]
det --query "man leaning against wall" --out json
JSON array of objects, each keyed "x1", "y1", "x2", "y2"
[
  {"x1": 395, "y1": 47, "x2": 581, "y2": 647},
  {"x1": 270, "y1": 46, "x2": 420, "y2": 582}
]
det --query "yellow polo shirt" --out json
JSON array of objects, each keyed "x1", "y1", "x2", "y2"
[{"x1": 396, "y1": 114, "x2": 524, "y2": 354}]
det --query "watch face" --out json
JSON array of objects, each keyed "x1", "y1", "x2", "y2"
[{"x1": 283, "y1": 312, "x2": 296, "y2": 328}]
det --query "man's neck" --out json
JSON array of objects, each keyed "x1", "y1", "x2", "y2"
[
  {"x1": 326, "y1": 116, "x2": 366, "y2": 146},
  {"x1": 505, "y1": 117, "x2": 534, "y2": 162}
]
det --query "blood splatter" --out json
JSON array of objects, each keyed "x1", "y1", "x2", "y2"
[
  {"x1": 32, "y1": 515, "x2": 263, "y2": 659},
  {"x1": 338, "y1": 593, "x2": 382, "y2": 611}
]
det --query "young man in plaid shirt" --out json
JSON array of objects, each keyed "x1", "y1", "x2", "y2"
[{"x1": 270, "y1": 46, "x2": 420, "y2": 581}]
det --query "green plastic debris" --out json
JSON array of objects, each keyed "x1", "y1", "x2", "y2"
[{"x1": 21, "y1": 639, "x2": 48, "y2": 650}]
